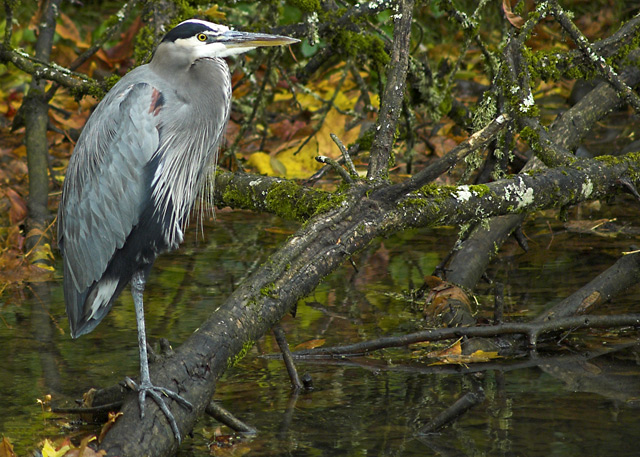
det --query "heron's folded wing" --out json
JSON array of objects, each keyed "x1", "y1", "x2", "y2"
[{"x1": 58, "y1": 81, "x2": 164, "y2": 293}]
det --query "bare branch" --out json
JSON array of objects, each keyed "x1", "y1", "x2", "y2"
[
  {"x1": 551, "y1": 0, "x2": 640, "y2": 112},
  {"x1": 367, "y1": 0, "x2": 414, "y2": 180},
  {"x1": 292, "y1": 314, "x2": 640, "y2": 357}
]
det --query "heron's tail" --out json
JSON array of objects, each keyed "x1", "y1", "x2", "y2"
[{"x1": 64, "y1": 263, "x2": 124, "y2": 338}]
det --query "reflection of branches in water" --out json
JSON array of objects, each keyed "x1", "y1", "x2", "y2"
[
  {"x1": 419, "y1": 388, "x2": 485, "y2": 435},
  {"x1": 287, "y1": 341, "x2": 640, "y2": 435},
  {"x1": 290, "y1": 314, "x2": 640, "y2": 357},
  {"x1": 284, "y1": 341, "x2": 639, "y2": 377}
]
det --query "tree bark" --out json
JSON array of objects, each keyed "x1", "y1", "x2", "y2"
[
  {"x1": 98, "y1": 142, "x2": 640, "y2": 454},
  {"x1": 23, "y1": 0, "x2": 63, "y2": 249}
]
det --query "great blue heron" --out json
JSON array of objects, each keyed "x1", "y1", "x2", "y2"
[{"x1": 58, "y1": 18, "x2": 298, "y2": 441}]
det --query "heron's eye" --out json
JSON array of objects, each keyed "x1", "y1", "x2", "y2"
[{"x1": 196, "y1": 33, "x2": 207, "y2": 42}]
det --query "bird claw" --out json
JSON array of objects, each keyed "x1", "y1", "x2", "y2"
[{"x1": 125, "y1": 376, "x2": 193, "y2": 443}]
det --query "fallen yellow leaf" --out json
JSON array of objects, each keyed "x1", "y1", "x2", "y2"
[{"x1": 41, "y1": 439, "x2": 71, "y2": 457}]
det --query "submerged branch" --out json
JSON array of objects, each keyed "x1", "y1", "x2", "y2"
[
  {"x1": 537, "y1": 251, "x2": 640, "y2": 321},
  {"x1": 419, "y1": 388, "x2": 485, "y2": 434}
]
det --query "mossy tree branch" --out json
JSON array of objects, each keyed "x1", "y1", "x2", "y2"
[{"x1": 0, "y1": 44, "x2": 98, "y2": 95}]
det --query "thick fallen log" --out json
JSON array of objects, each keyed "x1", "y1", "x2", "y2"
[{"x1": 97, "y1": 150, "x2": 640, "y2": 454}]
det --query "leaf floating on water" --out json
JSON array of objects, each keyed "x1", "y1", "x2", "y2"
[
  {"x1": 41, "y1": 439, "x2": 71, "y2": 457},
  {"x1": 294, "y1": 338, "x2": 326, "y2": 350},
  {"x1": 0, "y1": 437, "x2": 16, "y2": 457},
  {"x1": 422, "y1": 276, "x2": 474, "y2": 326},
  {"x1": 466, "y1": 350, "x2": 501, "y2": 363},
  {"x1": 426, "y1": 339, "x2": 501, "y2": 365}
]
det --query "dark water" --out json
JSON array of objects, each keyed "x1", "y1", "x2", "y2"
[{"x1": 1, "y1": 203, "x2": 640, "y2": 456}]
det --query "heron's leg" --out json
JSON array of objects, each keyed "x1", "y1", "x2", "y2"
[{"x1": 127, "y1": 270, "x2": 193, "y2": 442}]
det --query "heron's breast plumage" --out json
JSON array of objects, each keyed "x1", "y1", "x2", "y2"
[{"x1": 149, "y1": 57, "x2": 231, "y2": 248}]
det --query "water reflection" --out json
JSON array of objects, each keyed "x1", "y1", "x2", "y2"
[{"x1": 1, "y1": 208, "x2": 640, "y2": 456}]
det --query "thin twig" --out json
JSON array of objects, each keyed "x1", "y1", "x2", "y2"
[
  {"x1": 3, "y1": 0, "x2": 13, "y2": 47},
  {"x1": 377, "y1": 113, "x2": 510, "y2": 200},
  {"x1": 226, "y1": 51, "x2": 276, "y2": 162},
  {"x1": 45, "y1": 0, "x2": 141, "y2": 101},
  {"x1": 294, "y1": 64, "x2": 350, "y2": 156},
  {"x1": 273, "y1": 324, "x2": 303, "y2": 390},
  {"x1": 551, "y1": 0, "x2": 640, "y2": 112},
  {"x1": 330, "y1": 133, "x2": 358, "y2": 177},
  {"x1": 316, "y1": 156, "x2": 354, "y2": 183}
]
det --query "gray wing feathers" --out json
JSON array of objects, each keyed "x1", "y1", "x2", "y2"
[{"x1": 59, "y1": 82, "x2": 161, "y2": 293}]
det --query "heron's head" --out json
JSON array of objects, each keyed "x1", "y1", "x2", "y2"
[{"x1": 159, "y1": 19, "x2": 299, "y2": 60}]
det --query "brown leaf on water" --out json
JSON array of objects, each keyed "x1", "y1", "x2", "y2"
[
  {"x1": 502, "y1": 0, "x2": 525, "y2": 29},
  {"x1": 465, "y1": 350, "x2": 501, "y2": 363},
  {"x1": 0, "y1": 437, "x2": 16, "y2": 457},
  {"x1": 294, "y1": 339, "x2": 326, "y2": 350},
  {"x1": 423, "y1": 277, "x2": 472, "y2": 319},
  {"x1": 431, "y1": 338, "x2": 462, "y2": 357}
]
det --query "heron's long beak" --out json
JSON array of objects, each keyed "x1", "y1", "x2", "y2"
[{"x1": 221, "y1": 30, "x2": 299, "y2": 49}]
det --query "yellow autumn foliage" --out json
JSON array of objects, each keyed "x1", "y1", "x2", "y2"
[{"x1": 249, "y1": 67, "x2": 379, "y2": 178}]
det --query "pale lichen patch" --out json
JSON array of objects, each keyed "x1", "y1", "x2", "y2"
[
  {"x1": 455, "y1": 185, "x2": 473, "y2": 202},
  {"x1": 504, "y1": 177, "x2": 535, "y2": 210},
  {"x1": 581, "y1": 177, "x2": 593, "y2": 199}
]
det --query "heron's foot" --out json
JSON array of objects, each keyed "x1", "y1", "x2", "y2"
[{"x1": 125, "y1": 376, "x2": 193, "y2": 443}]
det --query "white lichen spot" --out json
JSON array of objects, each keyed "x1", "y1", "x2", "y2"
[
  {"x1": 581, "y1": 177, "x2": 593, "y2": 198},
  {"x1": 307, "y1": 11, "x2": 320, "y2": 45},
  {"x1": 455, "y1": 185, "x2": 473, "y2": 202},
  {"x1": 504, "y1": 177, "x2": 534, "y2": 210},
  {"x1": 520, "y1": 90, "x2": 535, "y2": 113}
]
